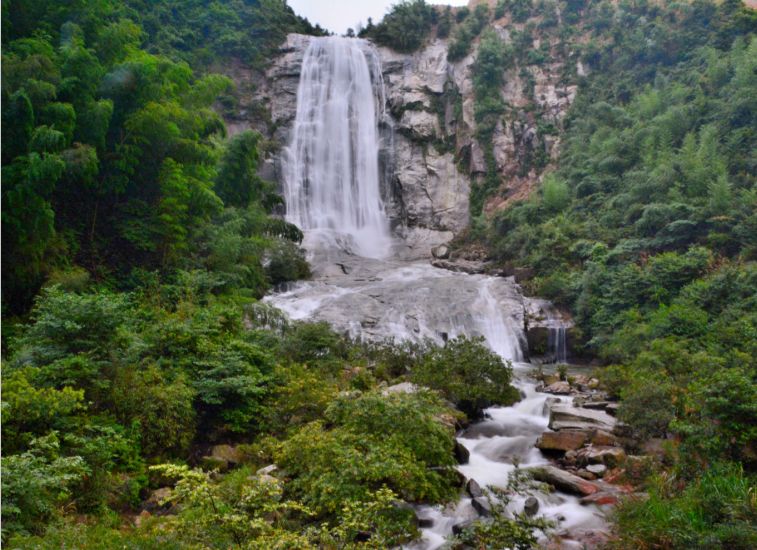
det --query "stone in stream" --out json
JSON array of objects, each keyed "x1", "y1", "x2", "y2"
[
  {"x1": 472, "y1": 497, "x2": 492, "y2": 517},
  {"x1": 466, "y1": 478, "x2": 484, "y2": 498},
  {"x1": 536, "y1": 430, "x2": 589, "y2": 452},
  {"x1": 523, "y1": 496, "x2": 539, "y2": 516},
  {"x1": 528, "y1": 465, "x2": 600, "y2": 496},
  {"x1": 548, "y1": 404, "x2": 616, "y2": 432},
  {"x1": 417, "y1": 517, "x2": 434, "y2": 528},
  {"x1": 454, "y1": 441, "x2": 471, "y2": 464}
]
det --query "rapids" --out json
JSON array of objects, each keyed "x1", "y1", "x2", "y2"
[{"x1": 267, "y1": 35, "x2": 607, "y2": 548}]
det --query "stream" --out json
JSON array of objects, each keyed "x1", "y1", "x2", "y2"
[{"x1": 265, "y1": 35, "x2": 609, "y2": 548}]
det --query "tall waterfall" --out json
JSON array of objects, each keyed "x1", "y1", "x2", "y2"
[{"x1": 283, "y1": 37, "x2": 392, "y2": 259}]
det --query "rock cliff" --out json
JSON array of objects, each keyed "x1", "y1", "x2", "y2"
[{"x1": 226, "y1": 25, "x2": 578, "y2": 242}]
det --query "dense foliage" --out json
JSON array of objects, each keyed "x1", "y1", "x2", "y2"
[
  {"x1": 468, "y1": 1, "x2": 757, "y2": 546},
  {"x1": 1, "y1": 0, "x2": 315, "y2": 315}
]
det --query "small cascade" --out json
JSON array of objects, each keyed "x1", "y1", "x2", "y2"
[
  {"x1": 282, "y1": 36, "x2": 392, "y2": 259},
  {"x1": 548, "y1": 326, "x2": 568, "y2": 364}
]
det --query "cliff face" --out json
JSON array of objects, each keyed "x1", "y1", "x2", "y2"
[{"x1": 231, "y1": 25, "x2": 578, "y2": 241}]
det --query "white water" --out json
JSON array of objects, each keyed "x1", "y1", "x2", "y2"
[
  {"x1": 282, "y1": 36, "x2": 392, "y2": 259},
  {"x1": 268, "y1": 36, "x2": 607, "y2": 549}
]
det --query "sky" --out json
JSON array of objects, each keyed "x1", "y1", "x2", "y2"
[{"x1": 288, "y1": 0, "x2": 471, "y2": 35}]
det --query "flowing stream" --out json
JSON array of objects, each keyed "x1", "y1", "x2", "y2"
[{"x1": 268, "y1": 36, "x2": 606, "y2": 548}]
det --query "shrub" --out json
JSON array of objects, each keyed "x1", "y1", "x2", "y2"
[{"x1": 410, "y1": 336, "x2": 519, "y2": 418}]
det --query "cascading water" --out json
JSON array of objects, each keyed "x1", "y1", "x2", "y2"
[
  {"x1": 548, "y1": 327, "x2": 568, "y2": 364},
  {"x1": 282, "y1": 37, "x2": 392, "y2": 259},
  {"x1": 268, "y1": 35, "x2": 607, "y2": 549}
]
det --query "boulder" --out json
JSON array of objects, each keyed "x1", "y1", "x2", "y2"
[
  {"x1": 211, "y1": 444, "x2": 242, "y2": 466},
  {"x1": 431, "y1": 244, "x2": 450, "y2": 259},
  {"x1": 586, "y1": 464, "x2": 607, "y2": 477},
  {"x1": 543, "y1": 381, "x2": 571, "y2": 395},
  {"x1": 536, "y1": 430, "x2": 589, "y2": 453},
  {"x1": 200, "y1": 456, "x2": 229, "y2": 472},
  {"x1": 472, "y1": 497, "x2": 492, "y2": 517},
  {"x1": 576, "y1": 446, "x2": 626, "y2": 468},
  {"x1": 454, "y1": 441, "x2": 470, "y2": 464},
  {"x1": 548, "y1": 405, "x2": 616, "y2": 432},
  {"x1": 528, "y1": 465, "x2": 600, "y2": 496},
  {"x1": 466, "y1": 478, "x2": 484, "y2": 499},
  {"x1": 577, "y1": 470, "x2": 597, "y2": 481},
  {"x1": 418, "y1": 517, "x2": 435, "y2": 528},
  {"x1": 523, "y1": 496, "x2": 539, "y2": 517}
]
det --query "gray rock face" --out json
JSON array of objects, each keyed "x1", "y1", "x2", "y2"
[{"x1": 548, "y1": 405, "x2": 617, "y2": 433}]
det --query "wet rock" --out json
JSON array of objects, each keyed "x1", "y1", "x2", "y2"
[
  {"x1": 605, "y1": 403, "x2": 619, "y2": 416},
  {"x1": 576, "y1": 446, "x2": 626, "y2": 468},
  {"x1": 472, "y1": 497, "x2": 492, "y2": 517},
  {"x1": 418, "y1": 517, "x2": 435, "y2": 528},
  {"x1": 580, "y1": 492, "x2": 619, "y2": 506},
  {"x1": 528, "y1": 465, "x2": 600, "y2": 496},
  {"x1": 536, "y1": 430, "x2": 589, "y2": 453},
  {"x1": 431, "y1": 244, "x2": 450, "y2": 259},
  {"x1": 577, "y1": 470, "x2": 597, "y2": 481},
  {"x1": 542, "y1": 396, "x2": 561, "y2": 415},
  {"x1": 454, "y1": 441, "x2": 471, "y2": 464},
  {"x1": 430, "y1": 258, "x2": 487, "y2": 274},
  {"x1": 452, "y1": 520, "x2": 475, "y2": 535},
  {"x1": 543, "y1": 381, "x2": 571, "y2": 395},
  {"x1": 524, "y1": 496, "x2": 539, "y2": 517},
  {"x1": 548, "y1": 405, "x2": 616, "y2": 432},
  {"x1": 586, "y1": 464, "x2": 607, "y2": 477},
  {"x1": 582, "y1": 401, "x2": 611, "y2": 411},
  {"x1": 466, "y1": 478, "x2": 484, "y2": 498}
]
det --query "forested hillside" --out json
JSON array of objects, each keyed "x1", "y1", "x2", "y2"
[{"x1": 2, "y1": 0, "x2": 756, "y2": 549}]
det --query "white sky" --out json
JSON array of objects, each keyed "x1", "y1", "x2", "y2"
[{"x1": 288, "y1": 0, "x2": 471, "y2": 35}]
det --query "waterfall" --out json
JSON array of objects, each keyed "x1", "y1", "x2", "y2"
[
  {"x1": 282, "y1": 37, "x2": 392, "y2": 259},
  {"x1": 548, "y1": 326, "x2": 568, "y2": 364}
]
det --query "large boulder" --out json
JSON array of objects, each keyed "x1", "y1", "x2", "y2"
[
  {"x1": 528, "y1": 465, "x2": 600, "y2": 496},
  {"x1": 536, "y1": 430, "x2": 589, "y2": 453},
  {"x1": 548, "y1": 405, "x2": 616, "y2": 432}
]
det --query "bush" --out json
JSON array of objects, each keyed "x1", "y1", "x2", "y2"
[
  {"x1": 275, "y1": 391, "x2": 458, "y2": 514},
  {"x1": 410, "y1": 336, "x2": 519, "y2": 418},
  {"x1": 365, "y1": 0, "x2": 436, "y2": 53}
]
